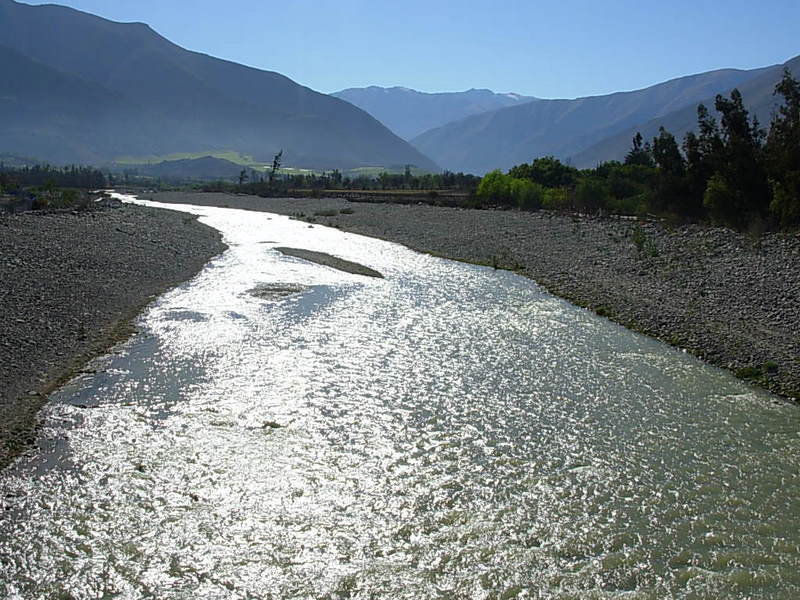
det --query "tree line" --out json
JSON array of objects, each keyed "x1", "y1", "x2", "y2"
[
  {"x1": 212, "y1": 164, "x2": 480, "y2": 196},
  {"x1": 0, "y1": 164, "x2": 107, "y2": 191},
  {"x1": 0, "y1": 164, "x2": 107, "y2": 212},
  {"x1": 476, "y1": 69, "x2": 800, "y2": 231},
  {"x1": 3, "y1": 71, "x2": 798, "y2": 230}
]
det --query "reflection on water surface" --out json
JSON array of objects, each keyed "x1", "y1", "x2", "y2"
[{"x1": 1, "y1": 196, "x2": 799, "y2": 599}]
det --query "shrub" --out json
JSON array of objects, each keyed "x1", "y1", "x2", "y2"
[
  {"x1": 476, "y1": 170, "x2": 512, "y2": 205},
  {"x1": 735, "y1": 365, "x2": 762, "y2": 380},
  {"x1": 541, "y1": 187, "x2": 571, "y2": 210},
  {"x1": 630, "y1": 224, "x2": 659, "y2": 257},
  {"x1": 606, "y1": 192, "x2": 649, "y2": 216},
  {"x1": 509, "y1": 178, "x2": 544, "y2": 210},
  {"x1": 575, "y1": 178, "x2": 610, "y2": 213}
]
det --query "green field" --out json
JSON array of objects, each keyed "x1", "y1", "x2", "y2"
[
  {"x1": 347, "y1": 166, "x2": 430, "y2": 177},
  {"x1": 113, "y1": 151, "x2": 267, "y2": 169},
  {"x1": 112, "y1": 151, "x2": 428, "y2": 178}
]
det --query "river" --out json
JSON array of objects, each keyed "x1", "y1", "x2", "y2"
[{"x1": 1, "y1": 197, "x2": 798, "y2": 599}]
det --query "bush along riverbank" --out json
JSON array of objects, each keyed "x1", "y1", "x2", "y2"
[
  {"x1": 0, "y1": 199, "x2": 226, "y2": 469},
  {"x1": 151, "y1": 191, "x2": 800, "y2": 401}
]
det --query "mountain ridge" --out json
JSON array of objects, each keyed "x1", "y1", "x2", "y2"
[
  {"x1": 572, "y1": 54, "x2": 800, "y2": 167},
  {"x1": 0, "y1": 0, "x2": 438, "y2": 170},
  {"x1": 332, "y1": 86, "x2": 537, "y2": 140},
  {"x1": 410, "y1": 63, "x2": 783, "y2": 173}
]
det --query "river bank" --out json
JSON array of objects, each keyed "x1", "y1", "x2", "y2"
[
  {"x1": 0, "y1": 200, "x2": 226, "y2": 469},
  {"x1": 151, "y1": 191, "x2": 800, "y2": 400}
]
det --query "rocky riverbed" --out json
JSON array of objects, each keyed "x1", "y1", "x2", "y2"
[
  {"x1": 0, "y1": 200, "x2": 226, "y2": 469},
  {"x1": 152, "y1": 191, "x2": 800, "y2": 400}
]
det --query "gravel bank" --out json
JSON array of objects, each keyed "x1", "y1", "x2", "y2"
[
  {"x1": 0, "y1": 201, "x2": 226, "y2": 469},
  {"x1": 153, "y1": 191, "x2": 800, "y2": 400},
  {"x1": 275, "y1": 247, "x2": 384, "y2": 278}
]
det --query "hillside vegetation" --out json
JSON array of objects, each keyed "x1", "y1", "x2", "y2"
[{"x1": 476, "y1": 71, "x2": 800, "y2": 231}]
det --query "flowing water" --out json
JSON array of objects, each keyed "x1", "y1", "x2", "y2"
[{"x1": 1, "y1": 197, "x2": 799, "y2": 599}]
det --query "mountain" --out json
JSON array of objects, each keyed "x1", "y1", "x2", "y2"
[
  {"x1": 332, "y1": 86, "x2": 536, "y2": 140},
  {"x1": 411, "y1": 66, "x2": 778, "y2": 174},
  {"x1": 0, "y1": 44, "x2": 163, "y2": 164},
  {"x1": 0, "y1": 0, "x2": 438, "y2": 171},
  {"x1": 573, "y1": 54, "x2": 800, "y2": 167}
]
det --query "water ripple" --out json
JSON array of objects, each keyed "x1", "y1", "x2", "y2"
[{"x1": 1, "y1": 197, "x2": 799, "y2": 599}]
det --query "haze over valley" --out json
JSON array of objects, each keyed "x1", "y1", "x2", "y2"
[
  {"x1": 1, "y1": 0, "x2": 798, "y2": 177},
  {"x1": 0, "y1": 0, "x2": 436, "y2": 171},
  {"x1": 332, "y1": 86, "x2": 537, "y2": 140}
]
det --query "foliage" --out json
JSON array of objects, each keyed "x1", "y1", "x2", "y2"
[
  {"x1": 765, "y1": 70, "x2": 800, "y2": 228},
  {"x1": 508, "y1": 156, "x2": 579, "y2": 188},
  {"x1": 0, "y1": 164, "x2": 104, "y2": 213},
  {"x1": 476, "y1": 171, "x2": 544, "y2": 209},
  {"x1": 541, "y1": 186, "x2": 571, "y2": 210},
  {"x1": 495, "y1": 73, "x2": 800, "y2": 231},
  {"x1": 476, "y1": 170, "x2": 511, "y2": 204},
  {"x1": 0, "y1": 163, "x2": 106, "y2": 189},
  {"x1": 509, "y1": 178, "x2": 544, "y2": 210},
  {"x1": 227, "y1": 167, "x2": 480, "y2": 197},
  {"x1": 630, "y1": 225, "x2": 659, "y2": 257},
  {"x1": 625, "y1": 132, "x2": 655, "y2": 168},
  {"x1": 574, "y1": 177, "x2": 610, "y2": 213}
]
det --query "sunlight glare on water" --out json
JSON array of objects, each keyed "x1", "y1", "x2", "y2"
[{"x1": 1, "y1": 196, "x2": 799, "y2": 599}]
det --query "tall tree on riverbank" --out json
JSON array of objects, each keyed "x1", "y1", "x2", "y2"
[
  {"x1": 625, "y1": 132, "x2": 655, "y2": 168},
  {"x1": 766, "y1": 70, "x2": 800, "y2": 228},
  {"x1": 702, "y1": 89, "x2": 770, "y2": 228},
  {"x1": 269, "y1": 150, "x2": 283, "y2": 188},
  {"x1": 651, "y1": 126, "x2": 691, "y2": 215}
]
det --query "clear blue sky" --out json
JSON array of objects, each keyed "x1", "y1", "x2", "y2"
[{"x1": 23, "y1": 0, "x2": 800, "y2": 98}]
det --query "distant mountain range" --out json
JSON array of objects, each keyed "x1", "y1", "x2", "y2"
[
  {"x1": 332, "y1": 87, "x2": 536, "y2": 140},
  {"x1": 2, "y1": 0, "x2": 797, "y2": 177},
  {"x1": 411, "y1": 61, "x2": 798, "y2": 173},
  {"x1": 0, "y1": 0, "x2": 437, "y2": 171}
]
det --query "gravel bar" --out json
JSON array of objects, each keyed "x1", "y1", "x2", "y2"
[
  {"x1": 274, "y1": 247, "x2": 384, "y2": 278},
  {"x1": 0, "y1": 201, "x2": 226, "y2": 469},
  {"x1": 152, "y1": 191, "x2": 800, "y2": 401}
]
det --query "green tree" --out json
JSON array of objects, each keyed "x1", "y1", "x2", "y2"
[
  {"x1": 704, "y1": 89, "x2": 770, "y2": 227},
  {"x1": 269, "y1": 150, "x2": 283, "y2": 188},
  {"x1": 651, "y1": 126, "x2": 693, "y2": 215},
  {"x1": 684, "y1": 104, "x2": 724, "y2": 207},
  {"x1": 575, "y1": 177, "x2": 610, "y2": 213},
  {"x1": 509, "y1": 178, "x2": 544, "y2": 210},
  {"x1": 477, "y1": 170, "x2": 512, "y2": 204},
  {"x1": 766, "y1": 69, "x2": 800, "y2": 228},
  {"x1": 652, "y1": 127, "x2": 684, "y2": 177},
  {"x1": 508, "y1": 156, "x2": 578, "y2": 188},
  {"x1": 625, "y1": 132, "x2": 655, "y2": 167}
]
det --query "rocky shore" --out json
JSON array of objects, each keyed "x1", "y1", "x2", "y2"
[
  {"x1": 152, "y1": 191, "x2": 800, "y2": 400},
  {"x1": 0, "y1": 200, "x2": 226, "y2": 469}
]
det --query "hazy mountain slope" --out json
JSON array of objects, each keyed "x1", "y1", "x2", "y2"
[
  {"x1": 332, "y1": 87, "x2": 536, "y2": 140},
  {"x1": 0, "y1": 45, "x2": 166, "y2": 163},
  {"x1": 0, "y1": 0, "x2": 438, "y2": 170},
  {"x1": 573, "y1": 55, "x2": 800, "y2": 167},
  {"x1": 411, "y1": 67, "x2": 774, "y2": 174}
]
